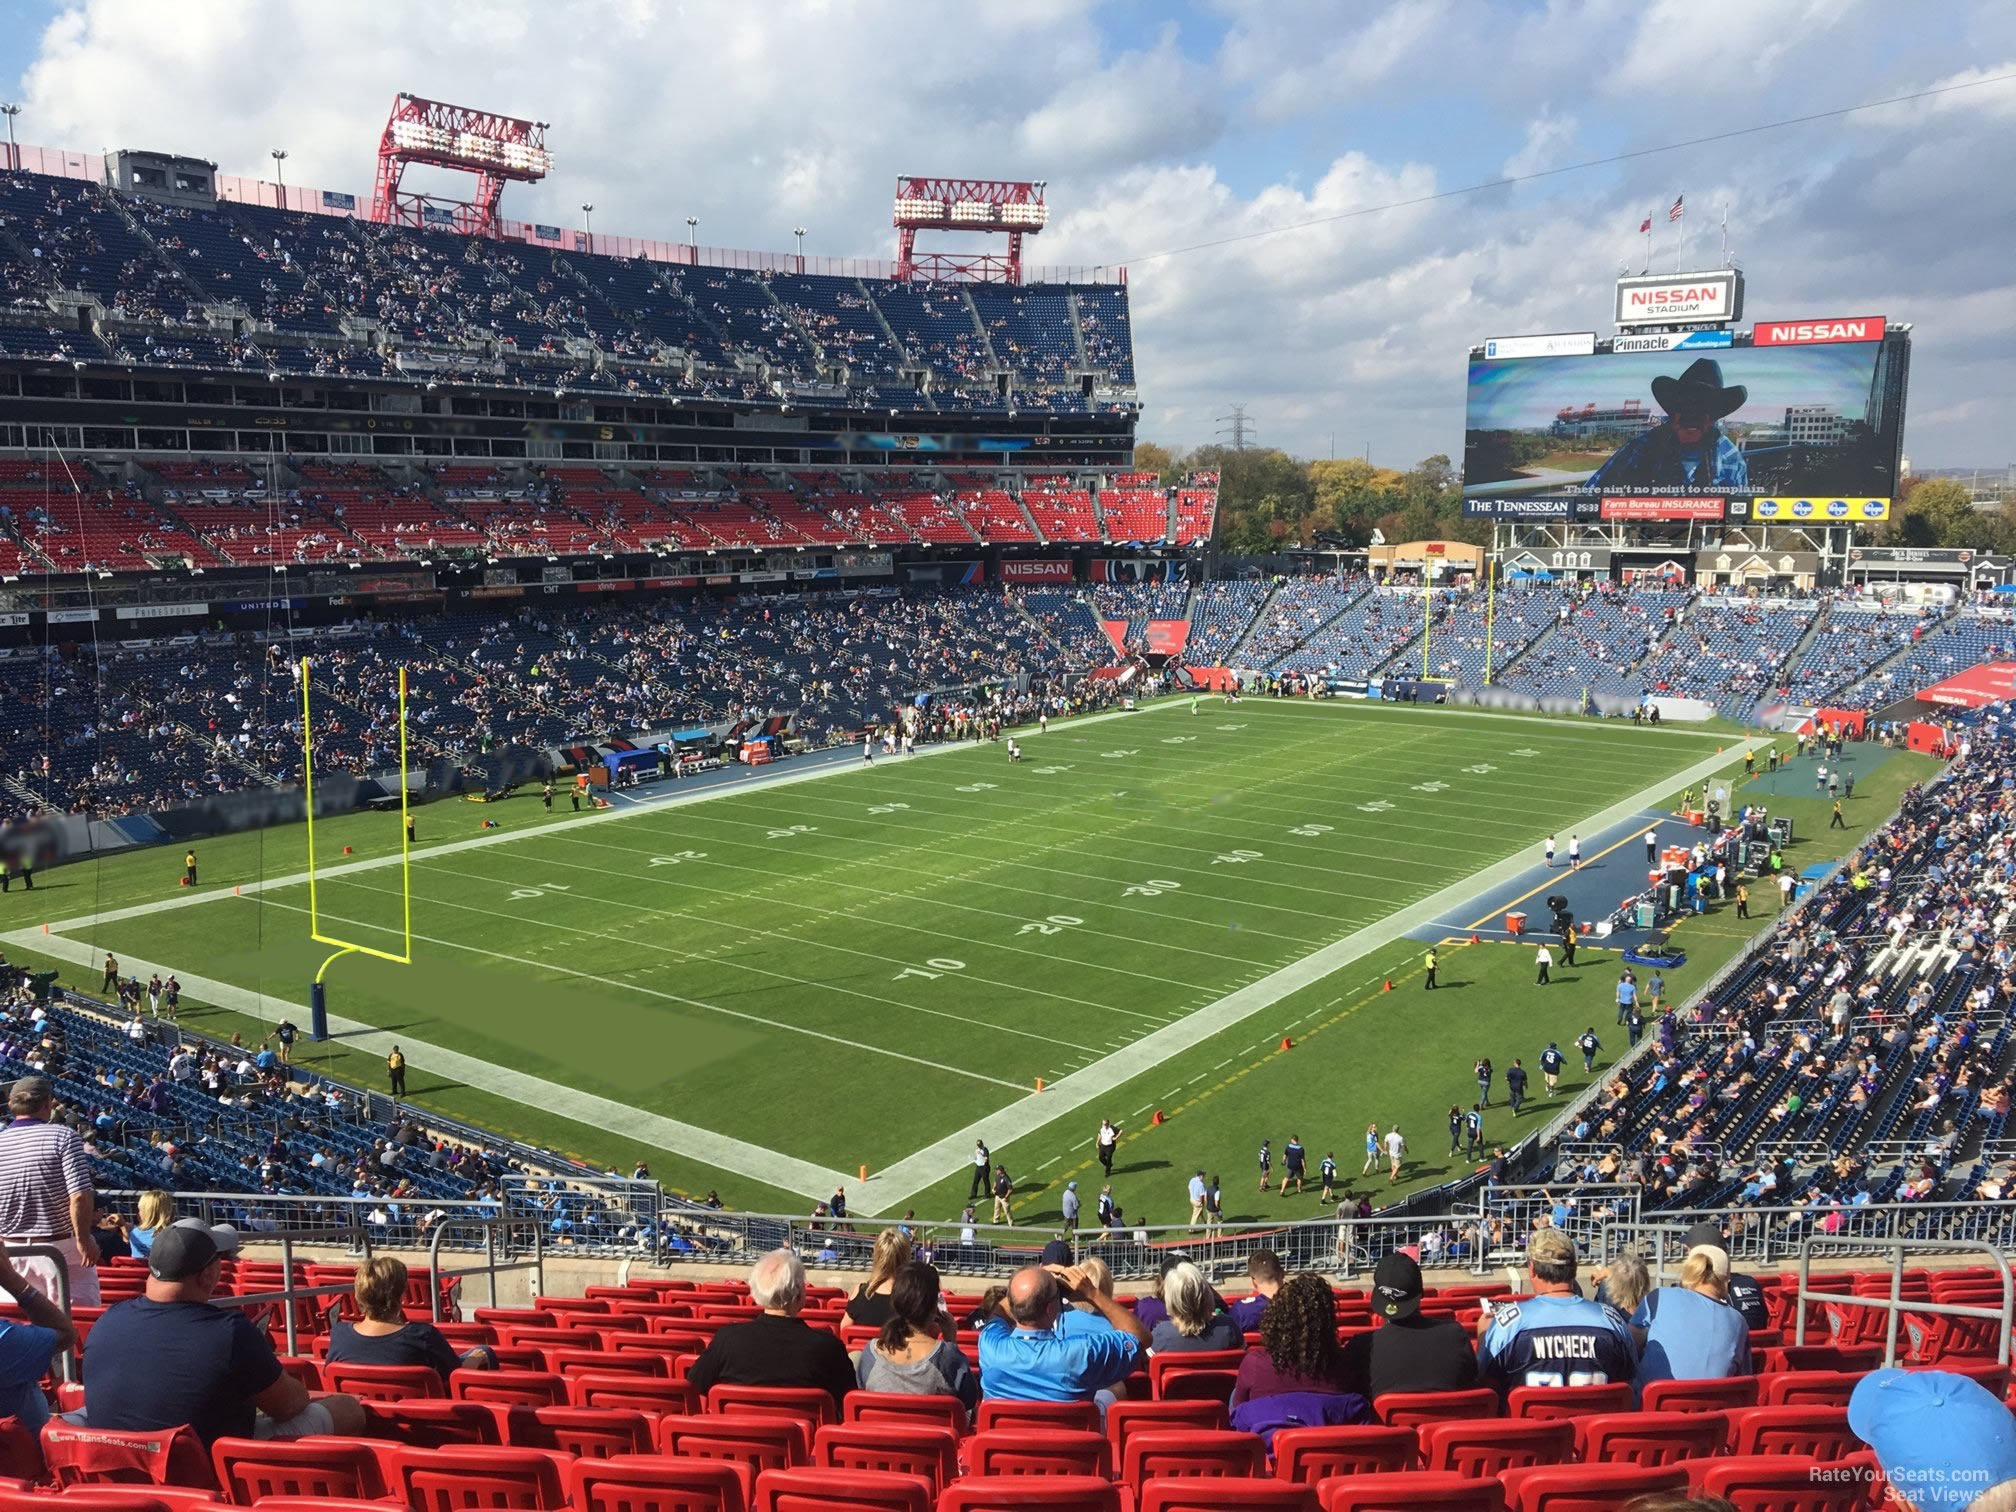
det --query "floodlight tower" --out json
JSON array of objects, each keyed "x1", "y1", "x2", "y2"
[
  {"x1": 892, "y1": 176, "x2": 1047, "y2": 284},
  {"x1": 369, "y1": 93, "x2": 553, "y2": 238}
]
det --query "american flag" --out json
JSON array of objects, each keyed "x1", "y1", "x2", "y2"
[{"x1": 1668, "y1": 195, "x2": 1685, "y2": 223}]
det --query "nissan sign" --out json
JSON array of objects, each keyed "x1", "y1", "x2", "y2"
[
  {"x1": 1614, "y1": 269, "x2": 1742, "y2": 329},
  {"x1": 1751, "y1": 315, "x2": 1886, "y2": 346}
]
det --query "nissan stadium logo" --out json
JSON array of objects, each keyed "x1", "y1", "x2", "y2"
[
  {"x1": 1792, "y1": 499, "x2": 1815, "y2": 518},
  {"x1": 1826, "y1": 499, "x2": 1852, "y2": 518}
]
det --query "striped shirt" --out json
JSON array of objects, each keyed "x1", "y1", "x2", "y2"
[{"x1": 0, "y1": 1118, "x2": 91, "y2": 1240}]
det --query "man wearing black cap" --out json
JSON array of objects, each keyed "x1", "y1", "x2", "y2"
[
  {"x1": 1340, "y1": 1252, "x2": 1480, "y2": 1405},
  {"x1": 81, "y1": 1219, "x2": 367, "y2": 1444},
  {"x1": 1586, "y1": 357, "x2": 1750, "y2": 491},
  {"x1": 1683, "y1": 1219, "x2": 1769, "y2": 1329}
]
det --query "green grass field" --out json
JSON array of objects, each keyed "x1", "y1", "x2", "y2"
[{"x1": 0, "y1": 699, "x2": 1932, "y2": 1229}]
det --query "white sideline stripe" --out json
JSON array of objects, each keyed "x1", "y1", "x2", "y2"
[
  {"x1": 3, "y1": 930, "x2": 861, "y2": 1201},
  {"x1": 32, "y1": 698, "x2": 1177, "y2": 939},
  {"x1": 851, "y1": 734, "x2": 1768, "y2": 1214}
]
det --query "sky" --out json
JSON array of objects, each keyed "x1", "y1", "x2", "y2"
[{"x1": 0, "y1": 0, "x2": 2011, "y2": 470}]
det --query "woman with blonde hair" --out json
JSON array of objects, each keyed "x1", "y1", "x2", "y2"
[
  {"x1": 325, "y1": 1256, "x2": 496, "y2": 1383},
  {"x1": 1594, "y1": 1249, "x2": 1652, "y2": 1319},
  {"x1": 1632, "y1": 1245, "x2": 1751, "y2": 1391},
  {"x1": 129, "y1": 1190, "x2": 175, "y2": 1258},
  {"x1": 844, "y1": 1227, "x2": 913, "y2": 1328},
  {"x1": 1148, "y1": 1260, "x2": 1243, "y2": 1354}
]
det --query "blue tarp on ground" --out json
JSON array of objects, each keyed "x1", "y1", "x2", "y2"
[{"x1": 1623, "y1": 949, "x2": 1687, "y2": 968}]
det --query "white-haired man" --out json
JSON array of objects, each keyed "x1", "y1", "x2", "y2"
[{"x1": 685, "y1": 1248, "x2": 853, "y2": 1409}]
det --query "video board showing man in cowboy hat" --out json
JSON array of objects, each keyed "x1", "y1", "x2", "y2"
[{"x1": 1586, "y1": 357, "x2": 1749, "y2": 491}]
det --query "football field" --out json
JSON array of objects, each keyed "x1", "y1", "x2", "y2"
[{"x1": 0, "y1": 697, "x2": 1807, "y2": 1224}]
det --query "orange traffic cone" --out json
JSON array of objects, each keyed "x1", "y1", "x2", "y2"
[
  {"x1": 1469, "y1": 933, "x2": 1480, "y2": 945},
  {"x1": 1151, "y1": 1109, "x2": 1165, "y2": 1126},
  {"x1": 1034, "y1": 1077, "x2": 1044, "y2": 1092},
  {"x1": 342, "y1": 845, "x2": 353, "y2": 855},
  {"x1": 1279, "y1": 1036, "x2": 1293, "y2": 1051},
  {"x1": 1383, "y1": 979, "x2": 1393, "y2": 992}
]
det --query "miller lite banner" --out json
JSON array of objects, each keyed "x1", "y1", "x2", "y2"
[
  {"x1": 1751, "y1": 497, "x2": 1891, "y2": 523},
  {"x1": 1751, "y1": 315, "x2": 1887, "y2": 347},
  {"x1": 997, "y1": 559, "x2": 1074, "y2": 584},
  {"x1": 1614, "y1": 269, "x2": 1743, "y2": 329}
]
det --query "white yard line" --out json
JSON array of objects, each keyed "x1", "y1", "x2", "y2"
[{"x1": 849, "y1": 734, "x2": 1767, "y2": 1214}]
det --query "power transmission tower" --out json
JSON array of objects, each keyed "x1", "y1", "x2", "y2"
[{"x1": 1215, "y1": 403, "x2": 1256, "y2": 451}]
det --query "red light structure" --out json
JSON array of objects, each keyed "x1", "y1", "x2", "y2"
[
  {"x1": 369, "y1": 93, "x2": 552, "y2": 239},
  {"x1": 893, "y1": 176, "x2": 1047, "y2": 284}
]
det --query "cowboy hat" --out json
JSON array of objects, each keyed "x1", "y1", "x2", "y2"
[{"x1": 1650, "y1": 357, "x2": 1746, "y2": 420}]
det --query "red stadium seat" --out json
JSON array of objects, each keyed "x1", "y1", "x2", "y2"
[
  {"x1": 1499, "y1": 1463, "x2": 1690, "y2": 1512},
  {"x1": 751, "y1": 1467, "x2": 931, "y2": 1512},
  {"x1": 843, "y1": 1394, "x2": 967, "y2": 1437},
  {"x1": 566, "y1": 1373, "x2": 701, "y2": 1417},
  {"x1": 658, "y1": 1416, "x2": 811, "y2": 1474},
  {"x1": 1373, "y1": 1388, "x2": 1501, "y2": 1429},
  {"x1": 1572, "y1": 1411, "x2": 1726, "y2": 1467},
  {"x1": 503, "y1": 1405, "x2": 654, "y2": 1458},
  {"x1": 966, "y1": 1429, "x2": 1111, "y2": 1479},
  {"x1": 386, "y1": 1444, "x2": 571, "y2": 1511},
  {"x1": 230, "y1": 1501, "x2": 395, "y2": 1512},
  {"x1": 0, "y1": 1496, "x2": 195, "y2": 1512},
  {"x1": 1639, "y1": 1376, "x2": 1759, "y2": 1413},
  {"x1": 450, "y1": 1368, "x2": 568, "y2": 1408},
  {"x1": 360, "y1": 1400, "x2": 502, "y2": 1447},
  {"x1": 1504, "y1": 1383, "x2": 1633, "y2": 1420},
  {"x1": 1729, "y1": 1405, "x2": 1859, "y2": 1459},
  {"x1": 1315, "y1": 1471, "x2": 1503, "y2": 1511},
  {"x1": 1271, "y1": 1425, "x2": 1417, "y2": 1482},
  {"x1": 323, "y1": 1361, "x2": 446, "y2": 1401},
  {"x1": 811, "y1": 1425, "x2": 958, "y2": 1496},
  {"x1": 569, "y1": 1455, "x2": 752, "y2": 1512},
  {"x1": 1760, "y1": 1370, "x2": 1863, "y2": 1407},
  {"x1": 1120, "y1": 1429, "x2": 1264, "y2": 1489},
  {"x1": 974, "y1": 1401, "x2": 1098, "y2": 1435},
  {"x1": 1148, "y1": 1350, "x2": 1247, "y2": 1401},
  {"x1": 275, "y1": 1356, "x2": 326, "y2": 1392},
  {"x1": 1418, "y1": 1417, "x2": 1574, "y2": 1476},
  {"x1": 545, "y1": 1349, "x2": 668, "y2": 1379},
  {"x1": 935, "y1": 1475, "x2": 1122, "y2": 1512},
  {"x1": 42, "y1": 1422, "x2": 218, "y2": 1492},
  {"x1": 210, "y1": 1436, "x2": 390, "y2": 1502},
  {"x1": 1139, "y1": 1485, "x2": 1316, "y2": 1511},
  {"x1": 1691, "y1": 1455, "x2": 1864, "y2": 1510},
  {"x1": 1105, "y1": 1399, "x2": 1227, "y2": 1463},
  {"x1": 706, "y1": 1386, "x2": 838, "y2": 1431}
]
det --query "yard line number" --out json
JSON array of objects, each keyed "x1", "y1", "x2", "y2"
[{"x1": 892, "y1": 957, "x2": 967, "y2": 982}]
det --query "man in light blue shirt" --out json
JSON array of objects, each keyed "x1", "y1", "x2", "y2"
[
  {"x1": 1187, "y1": 1170, "x2": 1208, "y2": 1226},
  {"x1": 977, "y1": 1264, "x2": 1150, "y2": 1402},
  {"x1": 1615, "y1": 976, "x2": 1637, "y2": 1026}
]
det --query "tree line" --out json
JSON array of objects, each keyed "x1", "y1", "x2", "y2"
[{"x1": 1133, "y1": 442, "x2": 2007, "y2": 557}]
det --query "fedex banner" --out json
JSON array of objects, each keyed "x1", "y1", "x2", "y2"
[
  {"x1": 1752, "y1": 316, "x2": 1886, "y2": 347},
  {"x1": 1615, "y1": 270, "x2": 1742, "y2": 328},
  {"x1": 999, "y1": 559, "x2": 1073, "y2": 583},
  {"x1": 1599, "y1": 497, "x2": 1726, "y2": 522}
]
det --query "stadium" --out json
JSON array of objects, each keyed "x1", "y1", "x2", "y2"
[{"x1": 0, "y1": 20, "x2": 2009, "y2": 1511}]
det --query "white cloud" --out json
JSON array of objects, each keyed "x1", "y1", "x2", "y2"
[
  {"x1": 1609, "y1": 0, "x2": 1859, "y2": 93},
  {"x1": 1502, "y1": 110, "x2": 1578, "y2": 180}
]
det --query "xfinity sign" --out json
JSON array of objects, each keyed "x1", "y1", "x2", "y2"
[{"x1": 1614, "y1": 269, "x2": 1742, "y2": 329}]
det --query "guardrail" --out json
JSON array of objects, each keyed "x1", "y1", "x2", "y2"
[
  {"x1": 1795, "y1": 1235, "x2": 2013, "y2": 1367},
  {"x1": 0, "y1": 1242, "x2": 77, "y2": 1383},
  {"x1": 1598, "y1": 1200, "x2": 2016, "y2": 1267}
]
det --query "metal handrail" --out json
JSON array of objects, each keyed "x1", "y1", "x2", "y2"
[
  {"x1": 1795, "y1": 1234, "x2": 2014, "y2": 1367},
  {"x1": 0, "y1": 1242, "x2": 76, "y2": 1383},
  {"x1": 428, "y1": 1215, "x2": 545, "y2": 1321}
]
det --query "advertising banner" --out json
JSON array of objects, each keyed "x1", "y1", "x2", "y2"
[
  {"x1": 0, "y1": 612, "x2": 27, "y2": 628},
  {"x1": 1483, "y1": 333, "x2": 1597, "y2": 360},
  {"x1": 1849, "y1": 547, "x2": 1973, "y2": 565},
  {"x1": 1610, "y1": 329, "x2": 1735, "y2": 355},
  {"x1": 1751, "y1": 497, "x2": 1891, "y2": 523},
  {"x1": 1461, "y1": 498, "x2": 1599, "y2": 521},
  {"x1": 1752, "y1": 315, "x2": 1886, "y2": 347},
  {"x1": 114, "y1": 603, "x2": 209, "y2": 620},
  {"x1": 1615, "y1": 270, "x2": 1743, "y2": 327},
  {"x1": 999, "y1": 559, "x2": 1074, "y2": 584},
  {"x1": 1599, "y1": 497, "x2": 1726, "y2": 522},
  {"x1": 46, "y1": 608, "x2": 99, "y2": 624}
]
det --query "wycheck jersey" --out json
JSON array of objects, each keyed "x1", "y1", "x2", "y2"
[{"x1": 1477, "y1": 1293, "x2": 1637, "y2": 1390}]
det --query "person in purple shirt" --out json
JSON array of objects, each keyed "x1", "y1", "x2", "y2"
[
  {"x1": 1226, "y1": 1250, "x2": 1284, "y2": 1333},
  {"x1": 1229, "y1": 1273, "x2": 1370, "y2": 1434}
]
